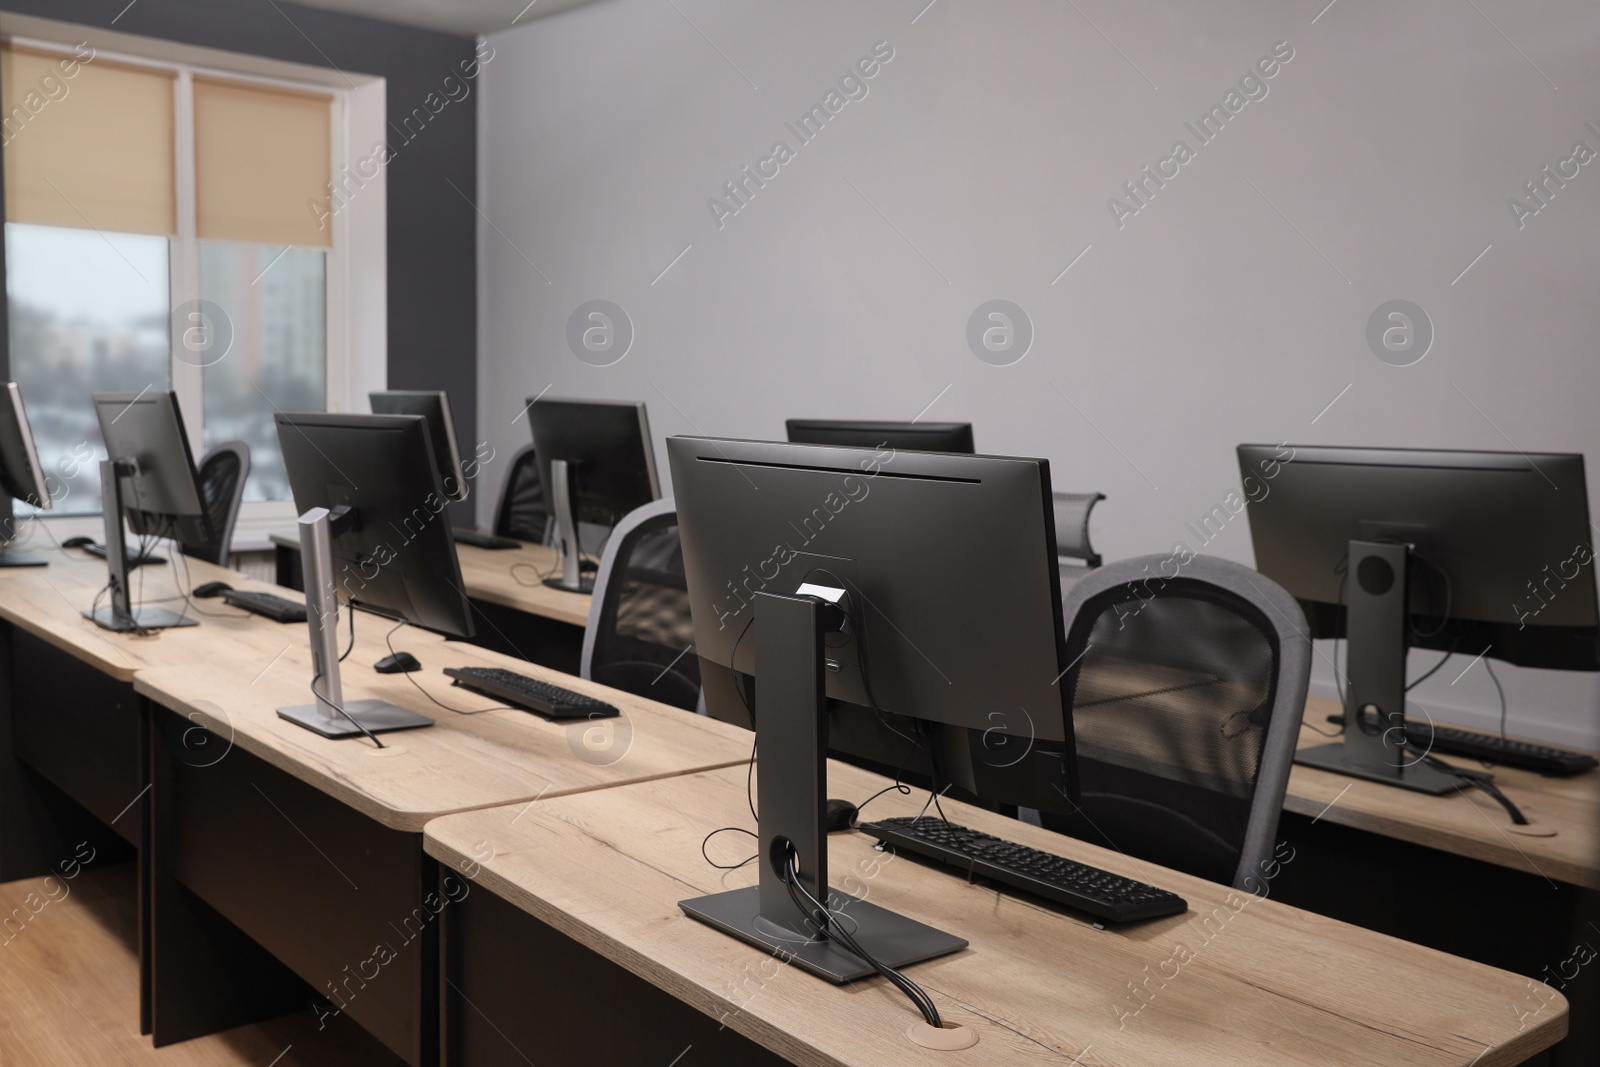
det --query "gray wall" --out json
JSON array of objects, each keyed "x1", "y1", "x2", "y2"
[{"x1": 478, "y1": 0, "x2": 1600, "y2": 747}]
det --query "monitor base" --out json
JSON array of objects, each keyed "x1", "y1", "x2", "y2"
[
  {"x1": 0, "y1": 550, "x2": 48, "y2": 567},
  {"x1": 277, "y1": 699, "x2": 435, "y2": 738},
  {"x1": 1296, "y1": 741, "x2": 1465, "y2": 795},
  {"x1": 83, "y1": 606, "x2": 198, "y2": 632},
  {"x1": 543, "y1": 575, "x2": 595, "y2": 594},
  {"x1": 680, "y1": 885, "x2": 967, "y2": 984}
]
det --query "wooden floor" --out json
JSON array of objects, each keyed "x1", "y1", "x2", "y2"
[{"x1": 0, "y1": 863, "x2": 401, "y2": 1066}]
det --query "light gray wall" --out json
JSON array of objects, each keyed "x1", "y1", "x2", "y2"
[{"x1": 478, "y1": 0, "x2": 1600, "y2": 747}]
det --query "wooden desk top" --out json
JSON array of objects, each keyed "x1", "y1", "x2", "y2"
[
  {"x1": 0, "y1": 548, "x2": 749, "y2": 833},
  {"x1": 1288, "y1": 697, "x2": 1600, "y2": 890},
  {"x1": 0, "y1": 549, "x2": 279, "y2": 682},
  {"x1": 271, "y1": 531, "x2": 592, "y2": 628},
  {"x1": 425, "y1": 761, "x2": 1565, "y2": 1067}
]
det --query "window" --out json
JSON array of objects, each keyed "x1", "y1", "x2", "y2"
[{"x1": 2, "y1": 41, "x2": 336, "y2": 514}]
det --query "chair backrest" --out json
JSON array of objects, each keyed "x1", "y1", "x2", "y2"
[
  {"x1": 182, "y1": 441, "x2": 250, "y2": 568},
  {"x1": 580, "y1": 498, "x2": 700, "y2": 711},
  {"x1": 1052, "y1": 491, "x2": 1105, "y2": 568},
  {"x1": 1040, "y1": 554, "x2": 1310, "y2": 891},
  {"x1": 493, "y1": 444, "x2": 550, "y2": 544}
]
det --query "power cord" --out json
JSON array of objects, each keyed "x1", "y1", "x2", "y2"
[
  {"x1": 310, "y1": 671, "x2": 385, "y2": 749},
  {"x1": 381, "y1": 620, "x2": 516, "y2": 715},
  {"x1": 781, "y1": 848, "x2": 943, "y2": 1029}
]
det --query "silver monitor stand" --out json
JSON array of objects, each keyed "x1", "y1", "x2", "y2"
[
  {"x1": 543, "y1": 458, "x2": 592, "y2": 593},
  {"x1": 83, "y1": 458, "x2": 195, "y2": 632},
  {"x1": 275, "y1": 505, "x2": 434, "y2": 738}
]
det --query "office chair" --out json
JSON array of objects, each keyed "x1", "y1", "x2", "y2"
[
  {"x1": 1040, "y1": 554, "x2": 1310, "y2": 891},
  {"x1": 580, "y1": 498, "x2": 700, "y2": 712},
  {"x1": 1052, "y1": 491, "x2": 1105, "y2": 589},
  {"x1": 181, "y1": 441, "x2": 250, "y2": 568},
  {"x1": 493, "y1": 444, "x2": 551, "y2": 544}
]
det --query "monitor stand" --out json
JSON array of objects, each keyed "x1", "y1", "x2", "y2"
[
  {"x1": 83, "y1": 459, "x2": 195, "y2": 632},
  {"x1": 679, "y1": 591, "x2": 967, "y2": 983},
  {"x1": 542, "y1": 458, "x2": 593, "y2": 594},
  {"x1": 276, "y1": 506, "x2": 434, "y2": 738},
  {"x1": 1296, "y1": 539, "x2": 1463, "y2": 795},
  {"x1": 0, "y1": 542, "x2": 47, "y2": 567}
]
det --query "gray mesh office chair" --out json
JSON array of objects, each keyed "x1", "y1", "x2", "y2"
[
  {"x1": 1041, "y1": 554, "x2": 1310, "y2": 890},
  {"x1": 181, "y1": 441, "x2": 249, "y2": 568},
  {"x1": 580, "y1": 498, "x2": 700, "y2": 711},
  {"x1": 493, "y1": 444, "x2": 551, "y2": 544},
  {"x1": 1053, "y1": 491, "x2": 1105, "y2": 589}
]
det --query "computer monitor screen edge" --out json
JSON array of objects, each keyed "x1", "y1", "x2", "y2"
[
  {"x1": 0, "y1": 382, "x2": 53, "y2": 568},
  {"x1": 370, "y1": 390, "x2": 470, "y2": 504},
  {"x1": 786, "y1": 418, "x2": 975, "y2": 454}
]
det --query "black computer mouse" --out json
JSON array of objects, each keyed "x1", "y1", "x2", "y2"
[
  {"x1": 375, "y1": 652, "x2": 423, "y2": 674},
  {"x1": 192, "y1": 581, "x2": 233, "y2": 599},
  {"x1": 62, "y1": 536, "x2": 95, "y2": 549},
  {"x1": 825, "y1": 798, "x2": 858, "y2": 833}
]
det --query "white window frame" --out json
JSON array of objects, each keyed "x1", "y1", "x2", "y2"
[{"x1": 2, "y1": 20, "x2": 387, "y2": 549}]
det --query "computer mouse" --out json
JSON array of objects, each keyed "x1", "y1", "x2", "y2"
[
  {"x1": 825, "y1": 798, "x2": 858, "y2": 833},
  {"x1": 192, "y1": 581, "x2": 233, "y2": 599},
  {"x1": 62, "y1": 536, "x2": 95, "y2": 549},
  {"x1": 375, "y1": 652, "x2": 423, "y2": 674}
]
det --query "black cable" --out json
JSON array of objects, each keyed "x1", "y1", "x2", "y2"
[
  {"x1": 309, "y1": 671, "x2": 385, "y2": 749},
  {"x1": 1408, "y1": 551, "x2": 1453, "y2": 640},
  {"x1": 381, "y1": 620, "x2": 516, "y2": 715},
  {"x1": 781, "y1": 849, "x2": 943, "y2": 1028},
  {"x1": 338, "y1": 599, "x2": 356, "y2": 662},
  {"x1": 1401, "y1": 741, "x2": 1529, "y2": 825},
  {"x1": 1484, "y1": 657, "x2": 1510, "y2": 768},
  {"x1": 699, "y1": 826, "x2": 759, "y2": 871},
  {"x1": 1406, "y1": 639, "x2": 1460, "y2": 692}
]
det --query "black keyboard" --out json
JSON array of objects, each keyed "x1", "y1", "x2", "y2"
[
  {"x1": 860, "y1": 816, "x2": 1187, "y2": 923},
  {"x1": 220, "y1": 590, "x2": 308, "y2": 623},
  {"x1": 81, "y1": 543, "x2": 167, "y2": 567},
  {"x1": 444, "y1": 666, "x2": 620, "y2": 721},
  {"x1": 1405, "y1": 723, "x2": 1597, "y2": 777},
  {"x1": 451, "y1": 526, "x2": 522, "y2": 551}
]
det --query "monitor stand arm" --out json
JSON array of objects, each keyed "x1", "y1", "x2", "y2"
[
  {"x1": 1295, "y1": 539, "x2": 1462, "y2": 794},
  {"x1": 678, "y1": 591, "x2": 967, "y2": 984},
  {"x1": 543, "y1": 458, "x2": 593, "y2": 593},
  {"x1": 276, "y1": 506, "x2": 434, "y2": 738},
  {"x1": 83, "y1": 458, "x2": 195, "y2": 632}
]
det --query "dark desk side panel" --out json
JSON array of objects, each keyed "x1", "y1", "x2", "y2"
[
  {"x1": 445, "y1": 884, "x2": 788, "y2": 1067},
  {"x1": 9, "y1": 629, "x2": 143, "y2": 847},
  {"x1": 162, "y1": 707, "x2": 437, "y2": 1065}
]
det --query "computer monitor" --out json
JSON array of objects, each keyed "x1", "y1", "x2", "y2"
[
  {"x1": 276, "y1": 412, "x2": 476, "y2": 738},
  {"x1": 370, "y1": 390, "x2": 469, "y2": 503},
  {"x1": 1238, "y1": 444, "x2": 1599, "y2": 793},
  {"x1": 668, "y1": 434, "x2": 1076, "y2": 982},
  {"x1": 0, "y1": 382, "x2": 52, "y2": 567},
  {"x1": 526, "y1": 398, "x2": 660, "y2": 593},
  {"x1": 85, "y1": 390, "x2": 211, "y2": 631},
  {"x1": 785, "y1": 418, "x2": 975, "y2": 453}
]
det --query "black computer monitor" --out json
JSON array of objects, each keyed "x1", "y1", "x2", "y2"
[
  {"x1": 85, "y1": 390, "x2": 211, "y2": 631},
  {"x1": 0, "y1": 382, "x2": 52, "y2": 567},
  {"x1": 785, "y1": 418, "x2": 975, "y2": 453},
  {"x1": 276, "y1": 412, "x2": 475, "y2": 738},
  {"x1": 370, "y1": 390, "x2": 468, "y2": 503},
  {"x1": 526, "y1": 398, "x2": 660, "y2": 593},
  {"x1": 1238, "y1": 444, "x2": 1599, "y2": 792},
  {"x1": 668, "y1": 434, "x2": 1075, "y2": 981}
]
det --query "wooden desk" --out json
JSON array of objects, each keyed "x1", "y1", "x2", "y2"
[
  {"x1": 424, "y1": 761, "x2": 1566, "y2": 1067},
  {"x1": 0, "y1": 547, "x2": 752, "y2": 1064},
  {"x1": 1288, "y1": 696, "x2": 1600, "y2": 891},
  {"x1": 271, "y1": 531, "x2": 592, "y2": 670}
]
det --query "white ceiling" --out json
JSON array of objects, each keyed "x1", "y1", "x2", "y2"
[{"x1": 285, "y1": 0, "x2": 598, "y2": 36}]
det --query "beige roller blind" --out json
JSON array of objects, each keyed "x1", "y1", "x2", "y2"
[
  {"x1": 194, "y1": 77, "x2": 331, "y2": 248},
  {"x1": 1, "y1": 45, "x2": 176, "y2": 235}
]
